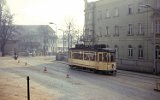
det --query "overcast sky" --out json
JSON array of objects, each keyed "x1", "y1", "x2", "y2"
[{"x1": 6, "y1": 0, "x2": 98, "y2": 28}]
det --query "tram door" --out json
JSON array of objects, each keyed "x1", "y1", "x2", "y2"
[
  {"x1": 97, "y1": 52, "x2": 104, "y2": 70},
  {"x1": 98, "y1": 53, "x2": 103, "y2": 62}
]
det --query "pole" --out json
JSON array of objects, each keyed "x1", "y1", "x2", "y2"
[
  {"x1": 49, "y1": 22, "x2": 57, "y2": 53},
  {"x1": 68, "y1": 23, "x2": 70, "y2": 52},
  {"x1": 63, "y1": 31, "x2": 64, "y2": 53},
  {"x1": 55, "y1": 25, "x2": 57, "y2": 53},
  {"x1": 153, "y1": 14, "x2": 156, "y2": 74},
  {"x1": 27, "y1": 76, "x2": 30, "y2": 100}
]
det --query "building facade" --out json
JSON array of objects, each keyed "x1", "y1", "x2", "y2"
[
  {"x1": 15, "y1": 25, "x2": 57, "y2": 55},
  {"x1": 84, "y1": 0, "x2": 160, "y2": 74}
]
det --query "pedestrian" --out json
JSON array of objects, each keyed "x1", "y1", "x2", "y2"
[{"x1": 14, "y1": 52, "x2": 18, "y2": 60}]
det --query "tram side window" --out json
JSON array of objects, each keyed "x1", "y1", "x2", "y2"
[
  {"x1": 103, "y1": 53, "x2": 108, "y2": 62},
  {"x1": 80, "y1": 54, "x2": 83, "y2": 59},
  {"x1": 73, "y1": 53, "x2": 83, "y2": 59},
  {"x1": 111, "y1": 53, "x2": 115, "y2": 62},
  {"x1": 84, "y1": 54, "x2": 89, "y2": 60},
  {"x1": 69, "y1": 51, "x2": 71, "y2": 58},
  {"x1": 99, "y1": 54, "x2": 103, "y2": 62},
  {"x1": 90, "y1": 54, "x2": 95, "y2": 61},
  {"x1": 103, "y1": 53, "x2": 110, "y2": 62}
]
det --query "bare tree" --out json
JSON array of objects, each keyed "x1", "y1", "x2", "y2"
[
  {"x1": 64, "y1": 17, "x2": 82, "y2": 48},
  {"x1": 0, "y1": 0, "x2": 15, "y2": 56}
]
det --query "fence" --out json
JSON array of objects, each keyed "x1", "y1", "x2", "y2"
[{"x1": 117, "y1": 58, "x2": 160, "y2": 74}]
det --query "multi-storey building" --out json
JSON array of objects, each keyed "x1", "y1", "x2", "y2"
[
  {"x1": 15, "y1": 25, "x2": 57, "y2": 55},
  {"x1": 84, "y1": 0, "x2": 160, "y2": 74}
]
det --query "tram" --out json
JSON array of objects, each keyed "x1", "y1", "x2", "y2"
[{"x1": 68, "y1": 44, "x2": 117, "y2": 74}]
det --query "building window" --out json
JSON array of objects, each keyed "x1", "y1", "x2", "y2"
[
  {"x1": 106, "y1": 26, "x2": 109, "y2": 35},
  {"x1": 115, "y1": 45, "x2": 119, "y2": 58},
  {"x1": 138, "y1": 23, "x2": 144, "y2": 35},
  {"x1": 98, "y1": 10, "x2": 102, "y2": 20},
  {"x1": 156, "y1": 0, "x2": 160, "y2": 9},
  {"x1": 138, "y1": 45, "x2": 143, "y2": 58},
  {"x1": 156, "y1": 45, "x2": 160, "y2": 59},
  {"x1": 155, "y1": 21, "x2": 160, "y2": 34},
  {"x1": 128, "y1": 45, "x2": 133, "y2": 57},
  {"x1": 137, "y1": 2, "x2": 144, "y2": 13},
  {"x1": 115, "y1": 8, "x2": 119, "y2": 17},
  {"x1": 128, "y1": 5, "x2": 133, "y2": 14},
  {"x1": 128, "y1": 24, "x2": 133, "y2": 35},
  {"x1": 99, "y1": 27, "x2": 102, "y2": 37},
  {"x1": 105, "y1": 9, "x2": 110, "y2": 18},
  {"x1": 115, "y1": 25, "x2": 119, "y2": 36}
]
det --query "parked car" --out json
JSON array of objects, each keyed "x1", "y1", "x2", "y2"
[{"x1": 56, "y1": 52, "x2": 68, "y2": 61}]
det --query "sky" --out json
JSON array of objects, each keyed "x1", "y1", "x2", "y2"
[{"x1": 6, "y1": 0, "x2": 98, "y2": 29}]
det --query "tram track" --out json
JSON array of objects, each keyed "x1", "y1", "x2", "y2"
[{"x1": 55, "y1": 60, "x2": 160, "y2": 79}]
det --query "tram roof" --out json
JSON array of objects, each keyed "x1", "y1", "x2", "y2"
[{"x1": 69, "y1": 47, "x2": 115, "y2": 53}]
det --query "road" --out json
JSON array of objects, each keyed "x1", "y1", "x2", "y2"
[{"x1": 1, "y1": 56, "x2": 160, "y2": 100}]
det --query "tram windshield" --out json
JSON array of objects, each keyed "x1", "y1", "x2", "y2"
[{"x1": 103, "y1": 52, "x2": 115, "y2": 62}]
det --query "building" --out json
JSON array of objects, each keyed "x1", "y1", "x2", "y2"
[
  {"x1": 84, "y1": 0, "x2": 160, "y2": 74},
  {"x1": 14, "y1": 25, "x2": 57, "y2": 55}
]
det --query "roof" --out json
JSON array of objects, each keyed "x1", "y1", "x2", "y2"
[
  {"x1": 69, "y1": 47, "x2": 115, "y2": 53},
  {"x1": 14, "y1": 25, "x2": 56, "y2": 36}
]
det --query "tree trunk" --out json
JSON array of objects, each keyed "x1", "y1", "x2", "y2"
[{"x1": 1, "y1": 44, "x2": 5, "y2": 57}]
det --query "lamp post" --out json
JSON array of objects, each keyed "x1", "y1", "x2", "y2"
[
  {"x1": 49, "y1": 22, "x2": 58, "y2": 53},
  {"x1": 140, "y1": 4, "x2": 160, "y2": 74}
]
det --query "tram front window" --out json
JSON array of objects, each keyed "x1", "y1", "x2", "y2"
[
  {"x1": 110, "y1": 53, "x2": 115, "y2": 62},
  {"x1": 103, "y1": 53, "x2": 115, "y2": 62}
]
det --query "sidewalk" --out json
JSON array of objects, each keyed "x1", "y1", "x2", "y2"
[{"x1": 0, "y1": 57, "x2": 54, "y2": 100}]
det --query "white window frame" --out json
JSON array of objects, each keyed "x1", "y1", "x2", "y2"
[
  {"x1": 156, "y1": 45, "x2": 160, "y2": 59},
  {"x1": 138, "y1": 46, "x2": 143, "y2": 58},
  {"x1": 138, "y1": 23, "x2": 144, "y2": 34},
  {"x1": 155, "y1": 21, "x2": 160, "y2": 34},
  {"x1": 115, "y1": 25, "x2": 119, "y2": 35},
  {"x1": 106, "y1": 26, "x2": 109, "y2": 35},
  {"x1": 128, "y1": 45, "x2": 133, "y2": 57},
  {"x1": 115, "y1": 8, "x2": 119, "y2": 17},
  {"x1": 128, "y1": 5, "x2": 132, "y2": 14},
  {"x1": 115, "y1": 46, "x2": 119, "y2": 58},
  {"x1": 105, "y1": 9, "x2": 110, "y2": 18},
  {"x1": 128, "y1": 24, "x2": 133, "y2": 35},
  {"x1": 99, "y1": 27, "x2": 102, "y2": 36}
]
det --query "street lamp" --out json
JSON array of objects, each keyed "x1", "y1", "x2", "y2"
[
  {"x1": 139, "y1": 4, "x2": 160, "y2": 13},
  {"x1": 140, "y1": 4, "x2": 160, "y2": 74},
  {"x1": 49, "y1": 22, "x2": 58, "y2": 53}
]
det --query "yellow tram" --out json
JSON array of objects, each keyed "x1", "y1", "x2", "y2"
[{"x1": 68, "y1": 44, "x2": 117, "y2": 74}]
